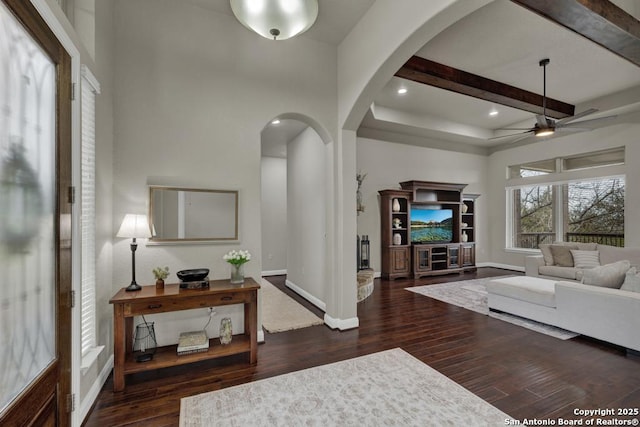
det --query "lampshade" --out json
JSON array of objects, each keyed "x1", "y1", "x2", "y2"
[
  {"x1": 117, "y1": 214, "x2": 151, "y2": 239},
  {"x1": 230, "y1": 0, "x2": 318, "y2": 41}
]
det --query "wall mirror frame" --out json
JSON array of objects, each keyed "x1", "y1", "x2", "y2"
[{"x1": 149, "y1": 186, "x2": 239, "y2": 243}]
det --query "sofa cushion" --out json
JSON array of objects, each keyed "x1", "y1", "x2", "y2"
[
  {"x1": 539, "y1": 244, "x2": 554, "y2": 266},
  {"x1": 570, "y1": 250, "x2": 600, "y2": 268},
  {"x1": 621, "y1": 267, "x2": 640, "y2": 293},
  {"x1": 598, "y1": 244, "x2": 640, "y2": 267},
  {"x1": 550, "y1": 244, "x2": 578, "y2": 267},
  {"x1": 487, "y1": 276, "x2": 557, "y2": 308},
  {"x1": 539, "y1": 265, "x2": 579, "y2": 280},
  {"x1": 581, "y1": 260, "x2": 630, "y2": 289}
]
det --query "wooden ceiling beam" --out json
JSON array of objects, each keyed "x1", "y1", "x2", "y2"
[
  {"x1": 394, "y1": 56, "x2": 575, "y2": 119},
  {"x1": 511, "y1": 0, "x2": 640, "y2": 67}
]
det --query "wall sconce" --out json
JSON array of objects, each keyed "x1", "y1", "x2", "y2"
[{"x1": 117, "y1": 214, "x2": 151, "y2": 292}]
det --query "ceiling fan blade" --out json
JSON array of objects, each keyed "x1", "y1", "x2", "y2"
[
  {"x1": 559, "y1": 115, "x2": 618, "y2": 128},
  {"x1": 556, "y1": 127, "x2": 591, "y2": 132},
  {"x1": 556, "y1": 108, "x2": 598, "y2": 125},
  {"x1": 509, "y1": 133, "x2": 535, "y2": 143},
  {"x1": 488, "y1": 131, "x2": 532, "y2": 140},
  {"x1": 494, "y1": 127, "x2": 534, "y2": 131}
]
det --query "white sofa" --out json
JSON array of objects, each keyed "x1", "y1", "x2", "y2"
[
  {"x1": 487, "y1": 275, "x2": 640, "y2": 352},
  {"x1": 525, "y1": 242, "x2": 640, "y2": 281}
]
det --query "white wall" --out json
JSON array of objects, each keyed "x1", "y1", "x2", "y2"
[
  {"x1": 261, "y1": 156, "x2": 287, "y2": 273},
  {"x1": 487, "y1": 121, "x2": 640, "y2": 269},
  {"x1": 111, "y1": 0, "x2": 338, "y2": 343},
  {"x1": 356, "y1": 137, "x2": 488, "y2": 274},
  {"x1": 287, "y1": 127, "x2": 327, "y2": 304}
]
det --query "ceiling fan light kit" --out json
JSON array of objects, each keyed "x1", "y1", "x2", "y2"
[{"x1": 230, "y1": 0, "x2": 319, "y2": 41}]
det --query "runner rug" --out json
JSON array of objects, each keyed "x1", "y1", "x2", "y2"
[
  {"x1": 261, "y1": 278, "x2": 323, "y2": 333},
  {"x1": 179, "y1": 348, "x2": 512, "y2": 426},
  {"x1": 406, "y1": 276, "x2": 578, "y2": 340}
]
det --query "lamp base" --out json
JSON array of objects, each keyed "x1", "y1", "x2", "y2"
[{"x1": 125, "y1": 281, "x2": 142, "y2": 292}]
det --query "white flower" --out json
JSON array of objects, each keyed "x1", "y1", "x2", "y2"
[{"x1": 223, "y1": 249, "x2": 251, "y2": 266}]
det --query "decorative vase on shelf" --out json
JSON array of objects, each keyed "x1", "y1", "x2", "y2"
[
  {"x1": 462, "y1": 231, "x2": 468, "y2": 242},
  {"x1": 219, "y1": 317, "x2": 232, "y2": 345},
  {"x1": 155, "y1": 279, "x2": 164, "y2": 290},
  {"x1": 230, "y1": 263, "x2": 245, "y2": 284},
  {"x1": 392, "y1": 198, "x2": 401, "y2": 212},
  {"x1": 462, "y1": 203, "x2": 469, "y2": 213},
  {"x1": 393, "y1": 233, "x2": 402, "y2": 245}
]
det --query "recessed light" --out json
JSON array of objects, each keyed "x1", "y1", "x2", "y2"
[
  {"x1": 397, "y1": 88, "x2": 407, "y2": 95},
  {"x1": 489, "y1": 110, "x2": 498, "y2": 117},
  {"x1": 271, "y1": 119, "x2": 281, "y2": 125}
]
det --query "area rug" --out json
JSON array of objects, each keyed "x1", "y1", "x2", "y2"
[
  {"x1": 406, "y1": 277, "x2": 578, "y2": 340},
  {"x1": 179, "y1": 348, "x2": 512, "y2": 426},
  {"x1": 261, "y1": 278, "x2": 324, "y2": 333}
]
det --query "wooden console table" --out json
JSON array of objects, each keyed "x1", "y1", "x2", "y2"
[{"x1": 109, "y1": 278, "x2": 260, "y2": 392}]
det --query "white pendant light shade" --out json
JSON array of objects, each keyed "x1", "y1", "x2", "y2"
[{"x1": 230, "y1": 0, "x2": 319, "y2": 40}]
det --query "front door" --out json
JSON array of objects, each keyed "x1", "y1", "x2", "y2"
[{"x1": 0, "y1": 1, "x2": 72, "y2": 425}]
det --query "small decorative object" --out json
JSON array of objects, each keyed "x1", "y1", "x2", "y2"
[
  {"x1": 462, "y1": 231, "x2": 468, "y2": 242},
  {"x1": 392, "y1": 198, "x2": 401, "y2": 212},
  {"x1": 133, "y1": 319, "x2": 157, "y2": 362},
  {"x1": 219, "y1": 317, "x2": 232, "y2": 345},
  {"x1": 152, "y1": 266, "x2": 170, "y2": 289},
  {"x1": 177, "y1": 268, "x2": 210, "y2": 289},
  {"x1": 461, "y1": 222, "x2": 468, "y2": 228},
  {"x1": 360, "y1": 235, "x2": 370, "y2": 270},
  {"x1": 356, "y1": 171, "x2": 367, "y2": 215},
  {"x1": 462, "y1": 203, "x2": 469, "y2": 213},
  {"x1": 393, "y1": 233, "x2": 402, "y2": 245},
  {"x1": 393, "y1": 218, "x2": 402, "y2": 228},
  {"x1": 223, "y1": 249, "x2": 251, "y2": 284}
]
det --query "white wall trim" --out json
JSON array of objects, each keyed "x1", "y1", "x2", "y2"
[
  {"x1": 476, "y1": 262, "x2": 524, "y2": 272},
  {"x1": 285, "y1": 279, "x2": 326, "y2": 311},
  {"x1": 261, "y1": 269, "x2": 287, "y2": 277},
  {"x1": 324, "y1": 313, "x2": 359, "y2": 331},
  {"x1": 373, "y1": 270, "x2": 381, "y2": 278},
  {"x1": 257, "y1": 330, "x2": 265, "y2": 343},
  {"x1": 78, "y1": 354, "x2": 113, "y2": 425}
]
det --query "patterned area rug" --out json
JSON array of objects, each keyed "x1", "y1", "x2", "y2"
[
  {"x1": 179, "y1": 348, "x2": 512, "y2": 426},
  {"x1": 261, "y1": 278, "x2": 323, "y2": 333},
  {"x1": 406, "y1": 276, "x2": 578, "y2": 340}
]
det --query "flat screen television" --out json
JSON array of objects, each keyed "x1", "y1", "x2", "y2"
[{"x1": 410, "y1": 206, "x2": 453, "y2": 243}]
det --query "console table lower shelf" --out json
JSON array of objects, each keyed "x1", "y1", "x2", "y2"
[{"x1": 110, "y1": 278, "x2": 260, "y2": 392}]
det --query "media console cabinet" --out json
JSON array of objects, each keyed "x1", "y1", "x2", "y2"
[
  {"x1": 109, "y1": 278, "x2": 259, "y2": 391},
  {"x1": 379, "y1": 180, "x2": 478, "y2": 280}
]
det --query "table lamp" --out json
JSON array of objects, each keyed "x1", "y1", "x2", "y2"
[{"x1": 117, "y1": 214, "x2": 151, "y2": 292}]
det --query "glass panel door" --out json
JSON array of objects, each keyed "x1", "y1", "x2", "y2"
[{"x1": 0, "y1": 2, "x2": 57, "y2": 412}]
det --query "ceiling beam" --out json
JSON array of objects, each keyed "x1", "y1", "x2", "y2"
[
  {"x1": 395, "y1": 56, "x2": 575, "y2": 119},
  {"x1": 511, "y1": 0, "x2": 640, "y2": 67}
]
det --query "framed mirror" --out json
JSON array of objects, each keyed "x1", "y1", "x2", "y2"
[{"x1": 149, "y1": 186, "x2": 238, "y2": 242}]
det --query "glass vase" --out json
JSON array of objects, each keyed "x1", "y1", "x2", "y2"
[
  {"x1": 219, "y1": 318, "x2": 232, "y2": 345},
  {"x1": 230, "y1": 263, "x2": 244, "y2": 284}
]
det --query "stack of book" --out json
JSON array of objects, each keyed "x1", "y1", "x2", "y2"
[{"x1": 177, "y1": 330, "x2": 209, "y2": 356}]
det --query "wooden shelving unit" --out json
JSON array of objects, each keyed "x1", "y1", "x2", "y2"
[{"x1": 379, "y1": 190, "x2": 412, "y2": 279}]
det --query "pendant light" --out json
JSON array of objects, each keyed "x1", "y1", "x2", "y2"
[{"x1": 230, "y1": 0, "x2": 319, "y2": 41}]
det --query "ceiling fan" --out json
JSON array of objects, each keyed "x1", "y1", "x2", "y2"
[{"x1": 491, "y1": 58, "x2": 616, "y2": 142}]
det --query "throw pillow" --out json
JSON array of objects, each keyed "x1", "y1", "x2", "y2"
[
  {"x1": 570, "y1": 250, "x2": 600, "y2": 269},
  {"x1": 582, "y1": 260, "x2": 631, "y2": 289},
  {"x1": 539, "y1": 244, "x2": 554, "y2": 266},
  {"x1": 550, "y1": 244, "x2": 578, "y2": 267},
  {"x1": 620, "y1": 267, "x2": 640, "y2": 293}
]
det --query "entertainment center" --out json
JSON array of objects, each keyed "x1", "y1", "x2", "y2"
[{"x1": 379, "y1": 181, "x2": 478, "y2": 280}]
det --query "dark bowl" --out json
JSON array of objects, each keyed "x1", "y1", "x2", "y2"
[{"x1": 176, "y1": 268, "x2": 209, "y2": 282}]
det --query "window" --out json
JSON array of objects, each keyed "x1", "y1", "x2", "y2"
[
  {"x1": 80, "y1": 66, "x2": 102, "y2": 367},
  {"x1": 507, "y1": 149, "x2": 625, "y2": 249}
]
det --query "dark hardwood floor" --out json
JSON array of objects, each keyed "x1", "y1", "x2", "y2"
[{"x1": 84, "y1": 268, "x2": 640, "y2": 426}]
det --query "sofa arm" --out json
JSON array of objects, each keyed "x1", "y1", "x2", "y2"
[
  {"x1": 525, "y1": 255, "x2": 544, "y2": 277},
  {"x1": 555, "y1": 281, "x2": 640, "y2": 351}
]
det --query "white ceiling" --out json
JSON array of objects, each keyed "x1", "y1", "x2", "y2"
[{"x1": 195, "y1": 0, "x2": 640, "y2": 156}]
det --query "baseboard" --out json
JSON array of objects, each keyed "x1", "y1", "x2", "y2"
[
  {"x1": 477, "y1": 262, "x2": 524, "y2": 272},
  {"x1": 285, "y1": 279, "x2": 327, "y2": 311},
  {"x1": 373, "y1": 271, "x2": 381, "y2": 278},
  {"x1": 257, "y1": 330, "x2": 265, "y2": 343},
  {"x1": 79, "y1": 354, "x2": 114, "y2": 425},
  {"x1": 262, "y1": 269, "x2": 287, "y2": 276},
  {"x1": 324, "y1": 314, "x2": 359, "y2": 331}
]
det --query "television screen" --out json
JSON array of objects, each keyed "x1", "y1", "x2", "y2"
[{"x1": 410, "y1": 207, "x2": 453, "y2": 243}]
